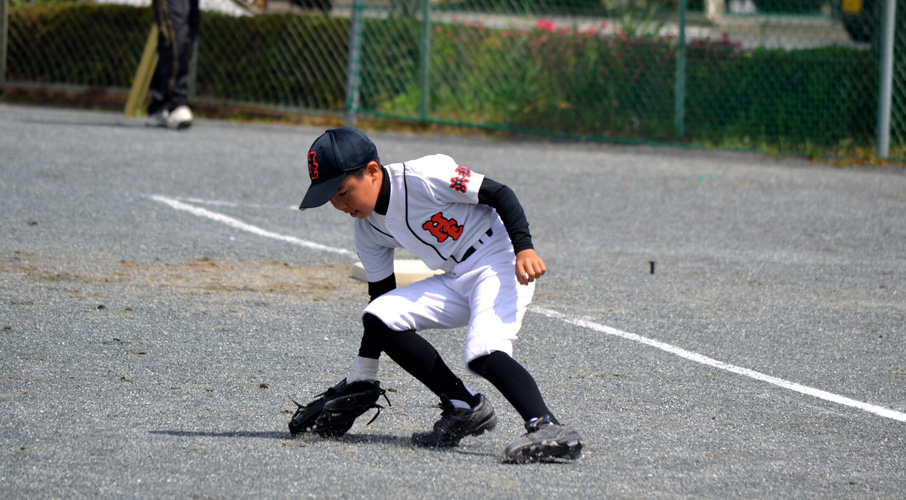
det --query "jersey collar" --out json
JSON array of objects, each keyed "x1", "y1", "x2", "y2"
[{"x1": 374, "y1": 166, "x2": 390, "y2": 216}]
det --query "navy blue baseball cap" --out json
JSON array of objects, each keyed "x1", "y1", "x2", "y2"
[{"x1": 299, "y1": 127, "x2": 378, "y2": 210}]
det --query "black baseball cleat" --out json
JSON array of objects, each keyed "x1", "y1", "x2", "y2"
[
  {"x1": 504, "y1": 416, "x2": 583, "y2": 463},
  {"x1": 412, "y1": 394, "x2": 497, "y2": 447}
]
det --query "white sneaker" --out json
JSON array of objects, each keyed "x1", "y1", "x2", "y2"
[
  {"x1": 166, "y1": 105, "x2": 193, "y2": 130},
  {"x1": 146, "y1": 109, "x2": 169, "y2": 128}
]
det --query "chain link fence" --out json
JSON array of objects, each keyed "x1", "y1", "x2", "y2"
[{"x1": 2, "y1": 0, "x2": 904, "y2": 160}]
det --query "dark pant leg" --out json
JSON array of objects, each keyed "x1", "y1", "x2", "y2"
[
  {"x1": 149, "y1": 0, "x2": 198, "y2": 113},
  {"x1": 469, "y1": 351, "x2": 558, "y2": 423},
  {"x1": 359, "y1": 313, "x2": 477, "y2": 405}
]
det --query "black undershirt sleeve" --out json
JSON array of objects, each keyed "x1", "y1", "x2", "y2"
[
  {"x1": 367, "y1": 273, "x2": 396, "y2": 303},
  {"x1": 477, "y1": 177, "x2": 534, "y2": 254}
]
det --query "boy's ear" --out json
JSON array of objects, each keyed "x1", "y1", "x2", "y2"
[{"x1": 365, "y1": 161, "x2": 381, "y2": 180}]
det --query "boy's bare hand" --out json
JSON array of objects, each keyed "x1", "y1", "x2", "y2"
[{"x1": 515, "y1": 249, "x2": 546, "y2": 285}]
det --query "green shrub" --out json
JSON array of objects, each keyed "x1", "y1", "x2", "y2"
[
  {"x1": 437, "y1": 0, "x2": 610, "y2": 16},
  {"x1": 7, "y1": 3, "x2": 350, "y2": 110},
  {"x1": 197, "y1": 13, "x2": 349, "y2": 109},
  {"x1": 375, "y1": 22, "x2": 875, "y2": 147},
  {"x1": 7, "y1": 3, "x2": 152, "y2": 86},
  {"x1": 685, "y1": 45, "x2": 875, "y2": 146},
  {"x1": 359, "y1": 17, "x2": 422, "y2": 111},
  {"x1": 375, "y1": 23, "x2": 678, "y2": 139}
]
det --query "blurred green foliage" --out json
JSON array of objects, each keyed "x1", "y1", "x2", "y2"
[{"x1": 4, "y1": 1, "x2": 900, "y2": 159}]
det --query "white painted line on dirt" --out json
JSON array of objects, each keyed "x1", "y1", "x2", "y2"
[
  {"x1": 532, "y1": 307, "x2": 906, "y2": 423},
  {"x1": 150, "y1": 194, "x2": 906, "y2": 423},
  {"x1": 148, "y1": 195, "x2": 353, "y2": 256}
]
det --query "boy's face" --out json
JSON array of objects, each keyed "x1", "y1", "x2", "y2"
[{"x1": 329, "y1": 161, "x2": 382, "y2": 219}]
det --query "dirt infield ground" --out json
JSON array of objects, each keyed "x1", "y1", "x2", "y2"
[{"x1": 1, "y1": 103, "x2": 904, "y2": 499}]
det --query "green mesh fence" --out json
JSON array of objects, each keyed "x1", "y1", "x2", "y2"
[{"x1": 2, "y1": 0, "x2": 904, "y2": 160}]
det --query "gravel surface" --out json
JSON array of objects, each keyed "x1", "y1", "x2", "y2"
[{"x1": 1, "y1": 103, "x2": 904, "y2": 499}]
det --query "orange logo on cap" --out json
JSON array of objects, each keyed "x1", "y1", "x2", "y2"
[{"x1": 308, "y1": 151, "x2": 319, "y2": 180}]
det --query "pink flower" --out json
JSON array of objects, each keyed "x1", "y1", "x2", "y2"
[
  {"x1": 531, "y1": 34, "x2": 549, "y2": 47},
  {"x1": 537, "y1": 19, "x2": 556, "y2": 33}
]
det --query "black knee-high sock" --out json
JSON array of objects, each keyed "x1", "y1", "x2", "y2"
[
  {"x1": 360, "y1": 313, "x2": 477, "y2": 405},
  {"x1": 468, "y1": 351, "x2": 559, "y2": 424}
]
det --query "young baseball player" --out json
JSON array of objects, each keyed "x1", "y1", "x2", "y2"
[{"x1": 296, "y1": 127, "x2": 583, "y2": 462}]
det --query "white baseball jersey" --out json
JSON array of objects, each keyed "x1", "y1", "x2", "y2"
[
  {"x1": 355, "y1": 154, "x2": 500, "y2": 280},
  {"x1": 356, "y1": 154, "x2": 535, "y2": 365}
]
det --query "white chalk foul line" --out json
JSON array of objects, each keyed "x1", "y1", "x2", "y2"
[
  {"x1": 150, "y1": 194, "x2": 906, "y2": 423},
  {"x1": 531, "y1": 307, "x2": 906, "y2": 423},
  {"x1": 148, "y1": 195, "x2": 354, "y2": 256}
]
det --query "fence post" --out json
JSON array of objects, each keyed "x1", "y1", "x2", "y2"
[
  {"x1": 418, "y1": 0, "x2": 431, "y2": 121},
  {"x1": 1, "y1": 0, "x2": 8, "y2": 89},
  {"x1": 877, "y1": 0, "x2": 897, "y2": 159},
  {"x1": 674, "y1": 0, "x2": 687, "y2": 140},
  {"x1": 344, "y1": 0, "x2": 365, "y2": 127}
]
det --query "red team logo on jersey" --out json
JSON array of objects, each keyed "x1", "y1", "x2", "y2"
[
  {"x1": 308, "y1": 151, "x2": 319, "y2": 180},
  {"x1": 449, "y1": 165, "x2": 471, "y2": 193},
  {"x1": 423, "y1": 166, "x2": 472, "y2": 242},
  {"x1": 423, "y1": 212, "x2": 463, "y2": 242}
]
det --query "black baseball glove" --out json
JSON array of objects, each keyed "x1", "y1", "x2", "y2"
[{"x1": 289, "y1": 379, "x2": 390, "y2": 437}]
